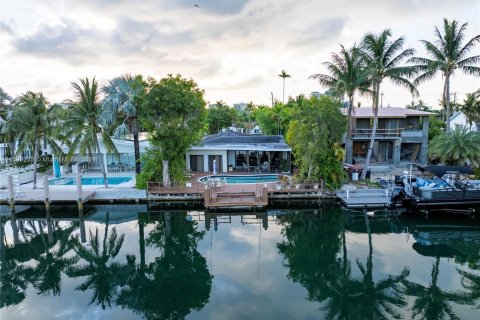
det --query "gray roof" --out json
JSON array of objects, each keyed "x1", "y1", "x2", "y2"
[
  {"x1": 191, "y1": 131, "x2": 291, "y2": 151},
  {"x1": 342, "y1": 107, "x2": 435, "y2": 118}
]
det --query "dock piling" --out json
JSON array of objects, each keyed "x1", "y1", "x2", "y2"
[
  {"x1": 76, "y1": 174, "x2": 83, "y2": 210},
  {"x1": 43, "y1": 175, "x2": 50, "y2": 212},
  {"x1": 8, "y1": 176, "x2": 14, "y2": 210}
]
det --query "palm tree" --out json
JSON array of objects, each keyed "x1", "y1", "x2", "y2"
[
  {"x1": 0, "y1": 87, "x2": 15, "y2": 160},
  {"x1": 64, "y1": 78, "x2": 118, "y2": 188},
  {"x1": 101, "y1": 74, "x2": 144, "y2": 174},
  {"x1": 278, "y1": 70, "x2": 291, "y2": 103},
  {"x1": 360, "y1": 29, "x2": 417, "y2": 180},
  {"x1": 409, "y1": 19, "x2": 480, "y2": 132},
  {"x1": 461, "y1": 90, "x2": 480, "y2": 130},
  {"x1": 9, "y1": 92, "x2": 64, "y2": 189},
  {"x1": 310, "y1": 44, "x2": 370, "y2": 163},
  {"x1": 429, "y1": 127, "x2": 480, "y2": 166}
]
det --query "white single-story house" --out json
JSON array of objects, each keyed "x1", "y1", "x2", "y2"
[
  {"x1": 449, "y1": 111, "x2": 479, "y2": 132},
  {"x1": 186, "y1": 131, "x2": 292, "y2": 173}
]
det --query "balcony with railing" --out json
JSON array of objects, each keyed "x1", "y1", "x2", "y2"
[{"x1": 352, "y1": 128, "x2": 401, "y2": 138}]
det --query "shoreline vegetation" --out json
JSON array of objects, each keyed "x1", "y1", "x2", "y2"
[{"x1": 0, "y1": 18, "x2": 479, "y2": 192}]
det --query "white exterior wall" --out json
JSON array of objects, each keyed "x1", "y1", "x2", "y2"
[
  {"x1": 186, "y1": 149, "x2": 228, "y2": 173},
  {"x1": 450, "y1": 112, "x2": 478, "y2": 132}
]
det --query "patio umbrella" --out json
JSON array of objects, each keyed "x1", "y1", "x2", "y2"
[
  {"x1": 54, "y1": 159, "x2": 61, "y2": 178},
  {"x1": 213, "y1": 159, "x2": 217, "y2": 175}
]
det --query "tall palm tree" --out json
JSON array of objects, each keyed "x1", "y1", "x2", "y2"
[
  {"x1": 278, "y1": 70, "x2": 291, "y2": 104},
  {"x1": 9, "y1": 92, "x2": 64, "y2": 189},
  {"x1": 409, "y1": 19, "x2": 480, "y2": 132},
  {"x1": 310, "y1": 44, "x2": 370, "y2": 163},
  {"x1": 65, "y1": 78, "x2": 118, "y2": 188},
  {"x1": 360, "y1": 29, "x2": 417, "y2": 180},
  {"x1": 101, "y1": 74, "x2": 144, "y2": 174}
]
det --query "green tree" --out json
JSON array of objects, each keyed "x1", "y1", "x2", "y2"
[
  {"x1": 409, "y1": 19, "x2": 480, "y2": 132},
  {"x1": 429, "y1": 114, "x2": 446, "y2": 140},
  {"x1": 10, "y1": 92, "x2": 64, "y2": 189},
  {"x1": 0, "y1": 87, "x2": 16, "y2": 159},
  {"x1": 140, "y1": 74, "x2": 207, "y2": 186},
  {"x1": 310, "y1": 44, "x2": 370, "y2": 142},
  {"x1": 461, "y1": 90, "x2": 480, "y2": 130},
  {"x1": 429, "y1": 127, "x2": 480, "y2": 166},
  {"x1": 101, "y1": 74, "x2": 145, "y2": 174},
  {"x1": 360, "y1": 29, "x2": 417, "y2": 180},
  {"x1": 287, "y1": 96, "x2": 346, "y2": 189},
  {"x1": 206, "y1": 104, "x2": 239, "y2": 134},
  {"x1": 64, "y1": 78, "x2": 118, "y2": 188},
  {"x1": 278, "y1": 69, "x2": 291, "y2": 103}
]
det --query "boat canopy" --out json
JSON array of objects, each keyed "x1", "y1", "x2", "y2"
[{"x1": 418, "y1": 165, "x2": 473, "y2": 178}]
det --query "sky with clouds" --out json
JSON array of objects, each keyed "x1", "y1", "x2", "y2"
[{"x1": 0, "y1": 0, "x2": 479, "y2": 108}]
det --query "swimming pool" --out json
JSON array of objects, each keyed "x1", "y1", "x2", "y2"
[
  {"x1": 199, "y1": 174, "x2": 279, "y2": 184},
  {"x1": 49, "y1": 176, "x2": 133, "y2": 185}
]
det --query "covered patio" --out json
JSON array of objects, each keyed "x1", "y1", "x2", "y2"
[{"x1": 186, "y1": 131, "x2": 292, "y2": 174}]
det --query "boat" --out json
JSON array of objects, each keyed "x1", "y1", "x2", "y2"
[{"x1": 388, "y1": 165, "x2": 480, "y2": 211}]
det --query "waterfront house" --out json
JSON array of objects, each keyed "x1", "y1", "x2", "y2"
[
  {"x1": 449, "y1": 110, "x2": 479, "y2": 132},
  {"x1": 344, "y1": 107, "x2": 435, "y2": 165},
  {"x1": 186, "y1": 131, "x2": 292, "y2": 173}
]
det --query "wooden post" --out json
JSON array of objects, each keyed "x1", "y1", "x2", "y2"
[
  {"x1": 76, "y1": 174, "x2": 83, "y2": 211},
  {"x1": 79, "y1": 208, "x2": 86, "y2": 244},
  {"x1": 8, "y1": 176, "x2": 14, "y2": 210},
  {"x1": 47, "y1": 217, "x2": 54, "y2": 244},
  {"x1": 43, "y1": 175, "x2": 50, "y2": 213}
]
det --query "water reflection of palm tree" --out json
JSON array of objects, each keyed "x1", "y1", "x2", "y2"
[
  {"x1": 321, "y1": 215, "x2": 359, "y2": 319},
  {"x1": 403, "y1": 256, "x2": 471, "y2": 319},
  {"x1": 0, "y1": 217, "x2": 28, "y2": 307},
  {"x1": 29, "y1": 221, "x2": 78, "y2": 296},
  {"x1": 117, "y1": 211, "x2": 213, "y2": 319},
  {"x1": 354, "y1": 212, "x2": 409, "y2": 319},
  {"x1": 66, "y1": 213, "x2": 125, "y2": 309}
]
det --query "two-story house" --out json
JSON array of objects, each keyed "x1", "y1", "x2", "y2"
[{"x1": 344, "y1": 107, "x2": 435, "y2": 165}]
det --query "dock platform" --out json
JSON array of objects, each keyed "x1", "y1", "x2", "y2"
[
  {"x1": 204, "y1": 185, "x2": 268, "y2": 209},
  {"x1": 336, "y1": 188, "x2": 392, "y2": 209},
  {"x1": 0, "y1": 189, "x2": 96, "y2": 204}
]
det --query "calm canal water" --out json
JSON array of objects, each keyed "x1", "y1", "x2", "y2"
[{"x1": 1, "y1": 202, "x2": 480, "y2": 319}]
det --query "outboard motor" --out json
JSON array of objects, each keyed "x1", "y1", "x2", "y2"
[{"x1": 388, "y1": 187, "x2": 408, "y2": 209}]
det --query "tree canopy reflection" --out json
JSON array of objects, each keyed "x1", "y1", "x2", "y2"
[
  {"x1": 117, "y1": 211, "x2": 213, "y2": 320},
  {"x1": 277, "y1": 207, "x2": 409, "y2": 319}
]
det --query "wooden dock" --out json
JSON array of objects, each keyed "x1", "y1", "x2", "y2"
[
  {"x1": 0, "y1": 189, "x2": 96, "y2": 204},
  {"x1": 204, "y1": 185, "x2": 268, "y2": 209}
]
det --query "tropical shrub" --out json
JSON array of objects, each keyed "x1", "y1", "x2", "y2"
[{"x1": 429, "y1": 128, "x2": 480, "y2": 166}]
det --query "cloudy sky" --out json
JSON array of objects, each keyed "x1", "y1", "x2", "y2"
[{"x1": 0, "y1": 0, "x2": 479, "y2": 108}]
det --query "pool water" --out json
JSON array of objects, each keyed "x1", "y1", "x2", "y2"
[
  {"x1": 199, "y1": 174, "x2": 279, "y2": 184},
  {"x1": 49, "y1": 176, "x2": 132, "y2": 185}
]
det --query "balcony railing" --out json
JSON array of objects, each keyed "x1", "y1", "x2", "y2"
[{"x1": 352, "y1": 128, "x2": 402, "y2": 138}]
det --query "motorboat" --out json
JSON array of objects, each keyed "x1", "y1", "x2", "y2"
[{"x1": 388, "y1": 165, "x2": 480, "y2": 211}]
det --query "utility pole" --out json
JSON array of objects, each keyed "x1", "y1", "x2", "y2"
[
  {"x1": 271, "y1": 92, "x2": 274, "y2": 107},
  {"x1": 381, "y1": 92, "x2": 384, "y2": 108}
]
